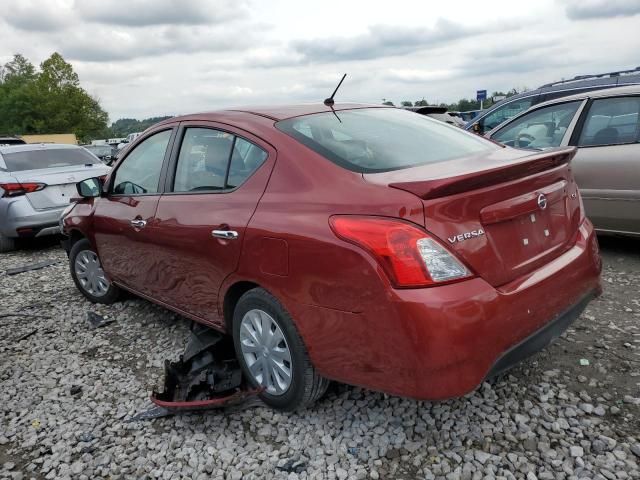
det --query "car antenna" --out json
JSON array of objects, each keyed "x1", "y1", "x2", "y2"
[
  {"x1": 324, "y1": 73, "x2": 347, "y2": 123},
  {"x1": 324, "y1": 73, "x2": 347, "y2": 107}
]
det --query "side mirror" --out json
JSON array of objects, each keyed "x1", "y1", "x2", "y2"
[
  {"x1": 472, "y1": 122, "x2": 481, "y2": 133},
  {"x1": 77, "y1": 177, "x2": 102, "y2": 198}
]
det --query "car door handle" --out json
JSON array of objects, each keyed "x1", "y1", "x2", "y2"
[
  {"x1": 211, "y1": 230, "x2": 238, "y2": 240},
  {"x1": 130, "y1": 219, "x2": 147, "y2": 229}
]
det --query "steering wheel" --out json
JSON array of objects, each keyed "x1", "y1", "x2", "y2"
[{"x1": 515, "y1": 132, "x2": 535, "y2": 148}]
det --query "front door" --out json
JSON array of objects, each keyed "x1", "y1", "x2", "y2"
[
  {"x1": 93, "y1": 128, "x2": 175, "y2": 294},
  {"x1": 571, "y1": 95, "x2": 640, "y2": 234},
  {"x1": 151, "y1": 123, "x2": 275, "y2": 327}
]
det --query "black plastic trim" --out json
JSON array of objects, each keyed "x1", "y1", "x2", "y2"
[{"x1": 485, "y1": 291, "x2": 596, "y2": 379}]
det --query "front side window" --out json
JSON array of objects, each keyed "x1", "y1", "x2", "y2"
[
  {"x1": 491, "y1": 101, "x2": 582, "y2": 150},
  {"x1": 173, "y1": 128, "x2": 268, "y2": 192},
  {"x1": 277, "y1": 108, "x2": 495, "y2": 173},
  {"x1": 577, "y1": 96, "x2": 640, "y2": 147},
  {"x1": 112, "y1": 130, "x2": 171, "y2": 195},
  {"x1": 481, "y1": 98, "x2": 535, "y2": 132}
]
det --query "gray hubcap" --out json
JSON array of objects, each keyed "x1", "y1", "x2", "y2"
[
  {"x1": 74, "y1": 250, "x2": 110, "y2": 297},
  {"x1": 239, "y1": 309, "x2": 292, "y2": 395}
]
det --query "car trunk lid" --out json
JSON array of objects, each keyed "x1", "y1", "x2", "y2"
[
  {"x1": 363, "y1": 147, "x2": 582, "y2": 287},
  {"x1": 11, "y1": 165, "x2": 109, "y2": 210}
]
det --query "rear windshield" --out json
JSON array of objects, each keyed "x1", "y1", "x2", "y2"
[
  {"x1": 2, "y1": 148, "x2": 99, "y2": 171},
  {"x1": 276, "y1": 108, "x2": 496, "y2": 173}
]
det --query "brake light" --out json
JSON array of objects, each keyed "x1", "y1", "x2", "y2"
[
  {"x1": 0, "y1": 182, "x2": 46, "y2": 197},
  {"x1": 329, "y1": 216, "x2": 472, "y2": 287}
]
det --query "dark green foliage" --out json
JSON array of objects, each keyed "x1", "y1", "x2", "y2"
[
  {"x1": 0, "y1": 53, "x2": 109, "y2": 143},
  {"x1": 109, "y1": 116, "x2": 173, "y2": 137}
]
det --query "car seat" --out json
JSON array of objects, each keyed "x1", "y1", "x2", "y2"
[{"x1": 592, "y1": 127, "x2": 619, "y2": 145}]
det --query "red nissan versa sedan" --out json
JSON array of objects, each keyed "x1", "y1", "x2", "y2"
[{"x1": 61, "y1": 104, "x2": 602, "y2": 410}]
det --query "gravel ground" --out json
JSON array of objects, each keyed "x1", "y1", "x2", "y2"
[{"x1": 1, "y1": 235, "x2": 639, "y2": 480}]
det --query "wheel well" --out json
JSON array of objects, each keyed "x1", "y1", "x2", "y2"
[
  {"x1": 223, "y1": 281, "x2": 259, "y2": 333},
  {"x1": 68, "y1": 229, "x2": 85, "y2": 248}
]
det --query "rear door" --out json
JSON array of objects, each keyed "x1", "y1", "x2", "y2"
[
  {"x1": 151, "y1": 122, "x2": 275, "y2": 327},
  {"x1": 569, "y1": 95, "x2": 640, "y2": 234},
  {"x1": 93, "y1": 128, "x2": 176, "y2": 293}
]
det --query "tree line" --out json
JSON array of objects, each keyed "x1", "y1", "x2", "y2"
[
  {"x1": 0, "y1": 53, "x2": 109, "y2": 143},
  {"x1": 382, "y1": 88, "x2": 525, "y2": 111}
]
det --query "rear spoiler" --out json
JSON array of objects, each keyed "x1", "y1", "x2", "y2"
[{"x1": 389, "y1": 148, "x2": 577, "y2": 200}]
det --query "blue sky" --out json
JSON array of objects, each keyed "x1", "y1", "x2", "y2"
[{"x1": 1, "y1": 0, "x2": 639, "y2": 120}]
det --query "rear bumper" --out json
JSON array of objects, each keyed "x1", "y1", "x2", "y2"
[
  {"x1": 294, "y1": 220, "x2": 602, "y2": 400},
  {"x1": 485, "y1": 291, "x2": 594, "y2": 379},
  {"x1": 0, "y1": 197, "x2": 65, "y2": 238}
]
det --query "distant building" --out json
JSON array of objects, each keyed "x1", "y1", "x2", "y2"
[{"x1": 22, "y1": 133, "x2": 78, "y2": 144}]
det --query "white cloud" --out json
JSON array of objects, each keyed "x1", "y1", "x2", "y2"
[{"x1": 0, "y1": 0, "x2": 639, "y2": 120}]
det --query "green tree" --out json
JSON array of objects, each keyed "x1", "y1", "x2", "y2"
[
  {"x1": 400, "y1": 100, "x2": 413, "y2": 107},
  {"x1": 414, "y1": 98, "x2": 429, "y2": 106},
  {"x1": 0, "y1": 52, "x2": 108, "y2": 142}
]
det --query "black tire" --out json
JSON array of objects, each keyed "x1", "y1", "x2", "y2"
[
  {"x1": 69, "y1": 238, "x2": 120, "y2": 304},
  {"x1": 0, "y1": 234, "x2": 16, "y2": 253},
  {"x1": 232, "y1": 288, "x2": 329, "y2": 411}
]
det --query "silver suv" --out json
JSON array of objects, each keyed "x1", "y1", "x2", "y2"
[{"x1": 0, "y1": 143, "x2": 110, "y2": 252}]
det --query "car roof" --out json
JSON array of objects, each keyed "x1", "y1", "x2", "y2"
[
  {"x1": 157, "y1": 103, "x2": 389, "y2": 125},
  {"x1": 530, "y1": 84, "x2": 640, "y2": 110},
  {"x1": 0, "y1": 143, "x2": 82, "y2": 155}
]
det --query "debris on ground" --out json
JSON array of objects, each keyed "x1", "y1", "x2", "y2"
[
  {"x1": 146, "y1": 323, "x2": 262, "y2": 416},
  {"x1": 276, "y1": 459, "x2": 307, "y2": 474},
  {"x1": 86, "y1": 311, "x2": 115, "y2": 329},
  {"x1": 5, "y1": 259, "x2": 59, "y2": 276}
]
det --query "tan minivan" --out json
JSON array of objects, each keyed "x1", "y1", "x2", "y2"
[{"x1": 487, "y1": 85, "x2": 640, "y2": 237}]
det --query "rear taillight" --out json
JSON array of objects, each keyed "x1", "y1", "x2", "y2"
[
  {"x1": 329, "y1": 216, "x2": 473, "y2": 287},
  {"x1": 0, "y1": 182, "x2": 46, "y2": 197}
]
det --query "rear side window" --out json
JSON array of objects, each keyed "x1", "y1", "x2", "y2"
[
  {"x1": 577, "y1": 96, "x2": 640, "y2": 146},
  {"x1": 227, "y1": 138, "x2": 267, "y2": 189},
  {"x1": 173, "y1": 128, "x2": 268, "y2": 192},
  {"x1": 276, "y1": 108, "x2": 494, "y2": 173},
  {"x1": 2, "y1": 148, "x2": 99, "y2": 171},
  {"x1": 113, "y1": 130, "x2": 172, "y2": 195}
]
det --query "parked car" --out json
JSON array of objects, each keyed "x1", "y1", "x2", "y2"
[
  {"x1": 467, "y1": 67, "x2": 640, "y2": 135},
  {"x1": 117, "y1": 132, "x2": 142, "y2": 151},
  {"x1": 61, "y1": 104, "x2": 601, "y2": 410},
  {"x1": 83, "y1": 144, "x2": 118, "y2": 165},
  {"x1": 404, "y1": 106, "x2": 465, "y2": 127},
  {"x1": 486, "y1": 85, "x2": 640, "y2": 237},
  {"x1": 0, "y1": 144, "x2": 110, "y2": 252},
  {"x1": 0, "y1": 136, "x2": 26, "y2": 146}
]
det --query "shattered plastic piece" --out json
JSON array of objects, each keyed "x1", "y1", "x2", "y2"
[
  {"x1": 70, "y1": 385, "x2": 82, "y2": 396},
  {"x1": 5, "y1": 260, "x2": 59, "y2": 276},
  {"x1": 16, "y1": 329, "x2": 38, "y2": 341},
  {"x1": 31, "y1": 419, "x2": 41, "y2": 429},
  {"x1": 86, "y1": 312, "x2": 115, "y2": 329},
  {"x1": 579, "y1": 358, "x2": 590, "y2": 366},
  {"x1": 142, "y1": 323, "x2": 262, "y2": 416},
  {"x1": 128, "y1": 405, "x2": 173, "y2": 422},
  {"x1": 277, "y1": 459, "x2": 307, "y2": 474}
]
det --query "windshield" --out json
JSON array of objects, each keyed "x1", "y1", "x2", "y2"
[
  {"x1": 2, "y1": 148, "x2": 100, "y2": 171},
  {"x1": 276, "y1": 108, "x2": 496, "y2": 173}
]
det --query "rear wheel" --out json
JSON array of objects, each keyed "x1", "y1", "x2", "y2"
[
  {"x1": 69, "y1": 238, "x2": 120, "y2": 304},
  {"x1": 0, "y1": 234, "x2": 16, "y2": 253},
  {"x1": 232, "y1": 288, "x2": 328, "y2": 410}
]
